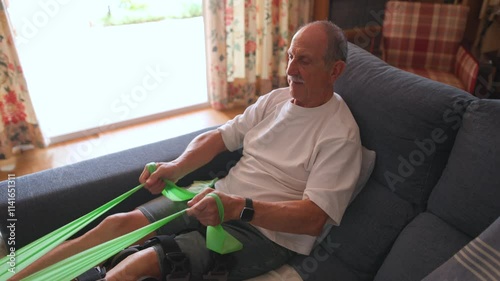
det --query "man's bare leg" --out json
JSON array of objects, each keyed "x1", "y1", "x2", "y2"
[
  {"x1": 8, "y1": 209, "x2": 153, "y2": 281},
  {"x1": 105, "y1": 247, "x2": 161, "y2": 281}
]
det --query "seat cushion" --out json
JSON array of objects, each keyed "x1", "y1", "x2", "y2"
[
  {"x1": 290, "y1": 179, "x2": 414, "y2": 280},
  {"x1": 291, "y1": 251, "x2": 366, "y2": 281},
  {"x1": 374, "y1": 212, "x2": 471, "y2": 281},
  {"x1": 399, "y1": 67, "x2": 465, "y2": 91},
  {"x1": 246, "y1": 264, "x2": 303, "y2": 281},
  {"x1": 427, "y1": 99, "x2": 500, "y2": 238}
]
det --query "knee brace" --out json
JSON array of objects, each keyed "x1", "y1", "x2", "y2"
[
  {"x1": 145, "y1": 236, "x2": 234, "y2": 281},
  {"x1": 74, "y1": 266, "x2": 106, "y2": 281},
  {"x1": 202, "y1": 252, "x2": 234, "y2": 281},
  {"x1": 76, "y1": 235, "x2": 235, "y2": 281},
  {"x1": 75, "y1": 235, "x2": 190, "y2": 281},
  {"x1": 149, "y1": 235, "x2": 191, "y2": 281}
]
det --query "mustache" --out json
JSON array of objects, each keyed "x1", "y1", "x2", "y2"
[{"x1": 288, "y1": 76, "x2": 305, "y2": 83}]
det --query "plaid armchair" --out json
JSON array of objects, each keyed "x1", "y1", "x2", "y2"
[{"x1": 382, "y1": 1, "x2": 479, "y2": 94}]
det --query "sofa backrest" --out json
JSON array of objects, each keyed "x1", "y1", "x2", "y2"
[
  {"x1": 337, "y1": 43, "x2": 477, "y2": 210},
  {"x1": 291, "y1": 43, "x2": 479, "y2": 279},
  {"x1": 427, "y1": 99, "x2": 500, "y2": 238}
]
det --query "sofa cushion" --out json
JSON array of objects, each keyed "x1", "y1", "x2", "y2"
[
  {"x1": 374, "y1": 212, "x2": 471, "y2": 281},
  {"x1": 292, "y1": 250, "x2": 368, "y2": 281},
  {"x1": 336, "y1": 43, "x2": 477, "y2": 209},
  {"x1": 427, "y1": 99, "x2": 500, "y2": 238},
  {"x1": 290, "y1": 179, "x2": 414, "y2": 280}
]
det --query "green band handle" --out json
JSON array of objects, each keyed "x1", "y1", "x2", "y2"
[
  {"x1": 146, "y1": 163, "x2": 242, "y2": 254},
  {"x1": 207, "y1": 193, "x2": 225, "y2": 222},
  {"x1": 205, "y1": 193, "x2": 243, "y2": 254},
  {"x1": 146, "y1": 163, "x2": 197, "y2": 201}
]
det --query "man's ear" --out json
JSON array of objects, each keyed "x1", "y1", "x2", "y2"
[{"x1": 330, "y1": 60, "x2": 346, "y2": 81}]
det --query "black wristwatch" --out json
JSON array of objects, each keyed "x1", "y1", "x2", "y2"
[{"x1": 239, "y1": 198, "x2": 254, "y2": 222}]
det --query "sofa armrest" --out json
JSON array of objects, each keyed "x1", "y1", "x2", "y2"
[
  {"x1": 0, "y1": 126, "x2": 241, "y2": 248},
  {"x1": 455, "y1": 45, "x2": 479, "y2": 94}
]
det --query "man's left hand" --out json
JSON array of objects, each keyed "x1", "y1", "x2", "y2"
[{"x1": 186, "y1": 189, "x2": 244, "y2": 226}]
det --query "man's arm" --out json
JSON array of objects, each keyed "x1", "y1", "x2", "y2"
[
  {"x1": 246, "y1": 198, "x2": 328, "y2": 236},
  {"x1": 188, "y1": 191, "x2": 329, "y2": 236},
  {"x1": 140, "y1": 129, "x2": 227, "y2": 194}
]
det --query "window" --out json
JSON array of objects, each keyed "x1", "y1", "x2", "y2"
[{"x1": 7, "y1": 0, "x2": 206, "y2": 144}]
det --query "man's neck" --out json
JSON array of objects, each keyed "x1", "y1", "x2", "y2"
[{"x1": 292, "y1": 92, "x2": 333, "y2": 108}]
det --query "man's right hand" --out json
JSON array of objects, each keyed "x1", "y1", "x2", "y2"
[
  {"x1": 139, "y1": 129, "x2": 228, "y2": 195},
  {"x1": 139, "y1": 162, "x2": 181, "y2": 194}
]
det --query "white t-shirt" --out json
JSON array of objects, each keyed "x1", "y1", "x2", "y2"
[{"x1": 216, "y1": 87, "x2": 362, "y2": 255}]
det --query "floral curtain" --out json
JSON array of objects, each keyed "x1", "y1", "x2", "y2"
[
  {"x1": 0, "y1": 1, "x2": 44, "y2": 170},
  {"x1": 203, "y1": 0, "x2": 314, "y2": 110}
]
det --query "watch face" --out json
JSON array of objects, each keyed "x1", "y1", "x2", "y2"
[{"x1": 240, "y1": 207, "x2": 254, "y2": 222}]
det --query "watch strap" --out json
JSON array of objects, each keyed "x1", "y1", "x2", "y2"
[{"x1": 245, "y1": 198, "x2": 253, "y2": 209}]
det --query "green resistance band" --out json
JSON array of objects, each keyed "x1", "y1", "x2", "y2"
[
  {"x1": 2, "y1": 163, "x2": 241, "y2": 280},
  {"x1": 0, "y1": 183, "x2": 144, "y2": 280},
  {"x1": 145, "y1": 163, "x2": 197, "y2": 201},
  {"x1": 23, "y1": 210, "x2": 186, "y2": 281}
]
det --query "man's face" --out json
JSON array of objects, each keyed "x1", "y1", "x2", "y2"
[{"x1": 286, "y1": 26, "x2": 333, "y2": 108}]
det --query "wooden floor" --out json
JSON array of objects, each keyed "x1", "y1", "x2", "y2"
[{"x1": 0, "y1": 107, "x2": 244, "y2": 180}]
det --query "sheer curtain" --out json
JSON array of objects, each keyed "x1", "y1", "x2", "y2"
[
  {"x1": 0, "y1": 1, "x2": 44, "y2": 171},
  {"x1": 203, "y1": 0, "x2": 314, "y2": 110}
]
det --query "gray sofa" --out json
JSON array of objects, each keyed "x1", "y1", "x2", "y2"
[{"x1": 1, "y1": 43, "x2": 499, "y2": 281}]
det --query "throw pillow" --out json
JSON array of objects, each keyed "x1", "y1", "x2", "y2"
[
  {"x1": 349, "y1": 146, "x2": 376, "y2": 203},
  {"x1": 422, "y1": 217, "x2": 500, "y2": 281}
]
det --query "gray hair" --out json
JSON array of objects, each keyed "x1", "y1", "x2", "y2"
[{"x1": 300, "y1": 20, "x2": 348, "y2": 65}]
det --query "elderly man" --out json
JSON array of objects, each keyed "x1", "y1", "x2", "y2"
[{"x1": 12, "y1": 20, "x2": 361, "y2": 281}]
